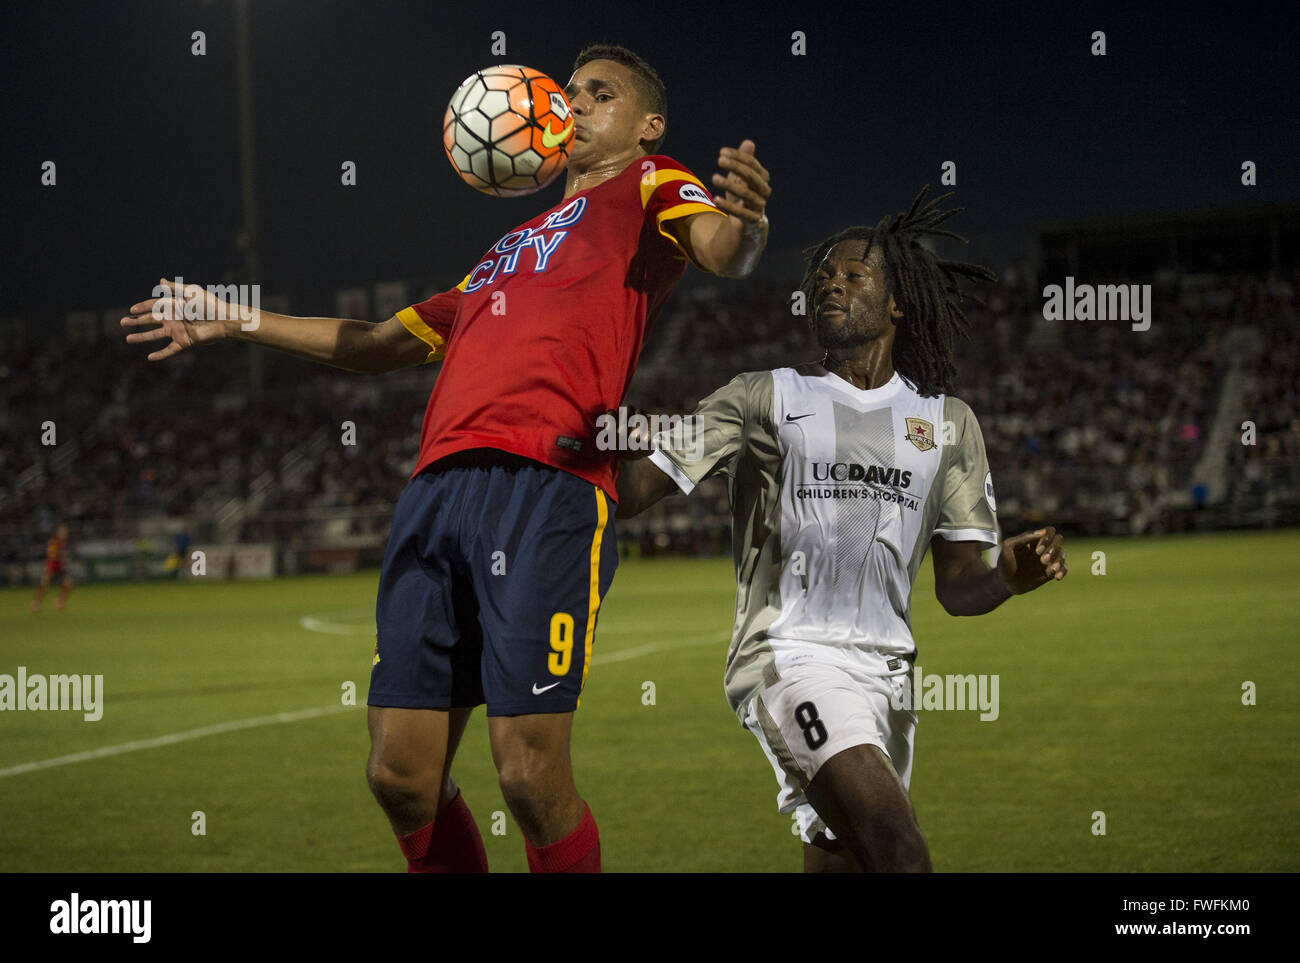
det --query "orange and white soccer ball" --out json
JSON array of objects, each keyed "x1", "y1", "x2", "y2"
[{"x1": 443, "y1": 65, "x2": 574, "y2": 197}]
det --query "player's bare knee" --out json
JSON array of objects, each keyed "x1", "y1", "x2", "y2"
[
  {"x1": 902, "y1": 835, "x2": 932, "y2": 872},
  {"x1": 866, "y1": 819, "x2": 931, "y2": 872},
  {"x1": 496, "y1": 754, "x2": 554, "y2": 810},
  {"x1": 363, "y1": 756, "x2": 402, "y2": 802},
  {"x1": 804, "y1": 835, "x2": 864, "y2": 873},
  {"x1": 888, "y1": 830, "x2": 932, "y2": 873},
  {"x1": 365, "y1": 755, "x2": 434, "y2": 810}
]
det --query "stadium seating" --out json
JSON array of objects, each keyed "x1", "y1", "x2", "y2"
[{"x1": 3, "y1": 265, "x2": 1296, "y2": 580}]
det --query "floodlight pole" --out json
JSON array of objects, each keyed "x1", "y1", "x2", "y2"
[{"x1": 234, "y1": 0, "x2": 263, "y2": 399}]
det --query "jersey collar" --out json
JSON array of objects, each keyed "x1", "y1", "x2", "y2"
[{"x1": 816, "y1": 364, "x2": 904, "y2": 403}]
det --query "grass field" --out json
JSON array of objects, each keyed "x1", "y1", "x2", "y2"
[{"x1": 1, "y1": 531, "x2": 1297, "y2": 872}]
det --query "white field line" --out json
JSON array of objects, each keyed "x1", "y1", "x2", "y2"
[
  {"x1": 591, "y1": 632, "x2": 720, "y2": 664},
  {"x1": 0, "y1": 704, "x2": 351, "y2": 779},
  {"x1": 296, "y1": 608, "x2": 720, "y2": 662},
  {"x1": 298, "y1": 614, "x2": 370, "y2": 635},
  {"x1": 296, "y1": 611, "x2": 705, "y2": 639},
  {"x1": 0, "y1": 631, "x2": 725, "y2": 780}
]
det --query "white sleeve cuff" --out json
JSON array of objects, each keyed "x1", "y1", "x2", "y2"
[
  {"x1": 648, "y1": 449, "x2": 696, "y2": 495},
  {"x1": 933, "y1": 526, "x2": 999, "y2": 546}
]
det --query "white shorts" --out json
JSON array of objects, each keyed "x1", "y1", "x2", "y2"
[{"x1": 741, "y1": 639, "x2": 917, "y2": 844}]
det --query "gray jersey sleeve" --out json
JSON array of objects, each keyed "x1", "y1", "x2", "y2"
[
  {"x1": 934, "y1": 396, "x2": 999, "y2": 545},
  {"x1": 648, "y1": 372, "x2": 765, "y2": 494}
]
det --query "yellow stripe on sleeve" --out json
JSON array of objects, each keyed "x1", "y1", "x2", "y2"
[
  {"x1": 638, "y1": 167, "x2": 730, "y2": 268},
  {"x1": 638, "y1": 167, "x2": 702, "y2": 208},
  {"x1": 396, "y1": 306, "x2": 447, "y2": 364},
  {"x1": 654, "y1": 202, "x2": 729, "y2": 262}
]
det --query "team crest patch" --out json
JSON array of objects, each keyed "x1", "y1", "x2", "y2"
[{"x1": 904, "y1": 417, "x2": 936, "y2": 452}]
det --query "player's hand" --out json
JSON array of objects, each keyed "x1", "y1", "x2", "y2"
[
  {"x1": 712, "y1": 140, "x2": 770, "y2": 225},
  {"x1": 601, "y1": 406, "x2": 655, "y2": 460},
  {"x1": 120, "y1": 278, "x2": 232, "y2": 361},
  {"x1": 997, "y1": 527, "x2": 1067, "y2": 594}
]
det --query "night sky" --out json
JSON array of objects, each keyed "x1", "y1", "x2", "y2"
[{"x1": 2, "y1": 0, "x2": 1297, "y2": 315}]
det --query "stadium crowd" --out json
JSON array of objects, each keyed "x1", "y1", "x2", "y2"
[{"x1": 2, "y1": 263, "x2": 1296, "y2": 578}]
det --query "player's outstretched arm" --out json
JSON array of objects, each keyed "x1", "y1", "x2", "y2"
[
  {"x1": 931, "y1": 527, "x2": 1067, "y2": 617},
  {"x1": 670, "y1": 140, "x2": 770, "y2": 278},
  {"x1": 120, "y1": 278, "x2": 429, "y2": 374},
  {"x1": 611, "y1": 405, "x2": 686, "y2": 517}
]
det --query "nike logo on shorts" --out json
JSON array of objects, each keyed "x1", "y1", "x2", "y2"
[{"x1": 532, "y1": 681, "x2": 562, "y2": 695}]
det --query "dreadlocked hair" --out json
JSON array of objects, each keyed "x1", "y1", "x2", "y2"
[{"x1": 798, "y1": 185, "x2": 998, "y2": 397}]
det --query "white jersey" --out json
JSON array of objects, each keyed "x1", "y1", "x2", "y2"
[{"x1": 649, "y1": 362, "x2": 999, "y2": 718}]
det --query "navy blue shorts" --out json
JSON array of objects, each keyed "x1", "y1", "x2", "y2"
[{"x1": 369, "y1": 451, "x2": 618, "y2": 716}]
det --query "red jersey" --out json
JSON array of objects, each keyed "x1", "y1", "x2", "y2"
[{"x1": 396, "y1": 154, "x2": 723, "y2": 499}]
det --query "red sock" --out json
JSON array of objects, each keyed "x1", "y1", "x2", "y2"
[
  {"x1": 524, "y1": 803, "x2": 601, "y2": 873},
  {"x1": 396, "y1": 790, "x2": 489, "y2": 873}
]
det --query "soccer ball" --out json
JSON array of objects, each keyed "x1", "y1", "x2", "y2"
[{"x1": 442, "y1": 65, "x2": 574, "y2": 197}]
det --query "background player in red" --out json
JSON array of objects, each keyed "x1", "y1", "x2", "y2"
[
  {"x1": 31, "y1": 524, "x2": 73, "y2": 613},
  {"x1": 120, "y1": 44, "x2": 771, "y2": 872}
]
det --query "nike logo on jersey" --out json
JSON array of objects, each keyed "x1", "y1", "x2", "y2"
[
  {"x1": 532, "y1": 681, "x2": 562, "y2": 695},
  {"x1": 786, "y1": 412, "x2": 815, "y2": 421}
]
